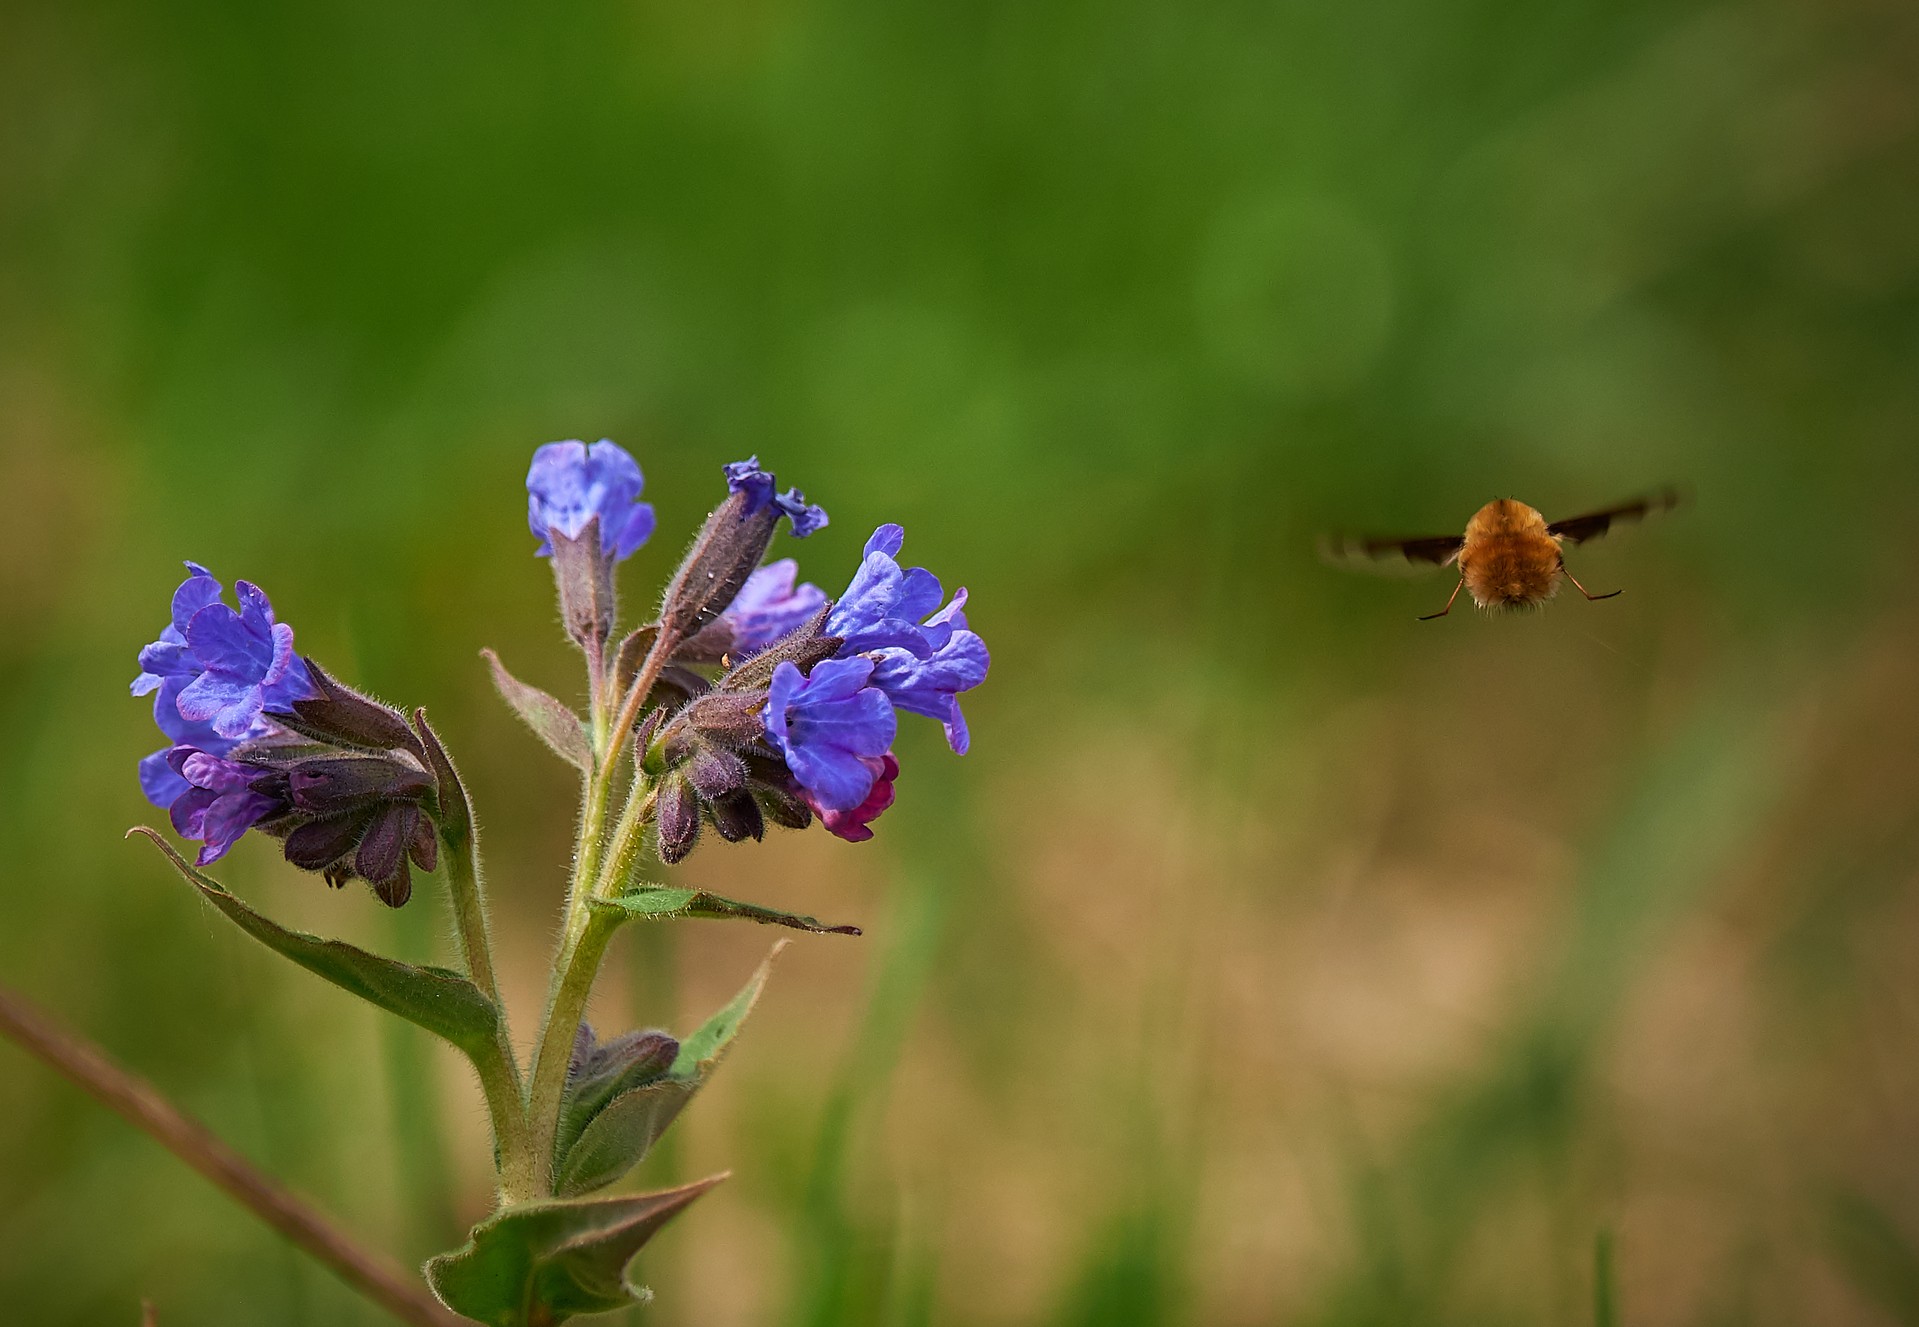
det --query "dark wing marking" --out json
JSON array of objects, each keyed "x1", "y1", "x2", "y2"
[
  {"x1": 1318, "y1": 532, "x2": 1464, "y2": 576},
  {"x1": 1546, "y1": 486, "x2": 1686, "y2": 545}
]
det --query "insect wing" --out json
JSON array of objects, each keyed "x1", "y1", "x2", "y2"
[
  {"x1": 1546, "y1": 487, "x2": 1685, "y2": 545},
  {"x1": 1318, "y1": 532, "x2": 1464, "y2": 576}
]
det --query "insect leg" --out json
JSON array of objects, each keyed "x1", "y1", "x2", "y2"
[
  {"x1": 1562, "y1": 565, "x2": 1622, "y2": 602},
  {"x1": 1419, "y1": 578, "x2": 1466, "y2": 620}
]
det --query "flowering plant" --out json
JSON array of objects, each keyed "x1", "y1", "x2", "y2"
[{"x1": 121, "y1": 441, "x2": 987, "y2": 1324}]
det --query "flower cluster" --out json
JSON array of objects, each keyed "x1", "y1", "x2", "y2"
[
  {"x1": 526, "y1": 442, "x2": 986, "y2": 855},
  {"x1": 133, "y1": 569, "x2": 454, "y2": 905},
  {"x1": 132, "y1": 439, "x2": 988, "y2": 895}
]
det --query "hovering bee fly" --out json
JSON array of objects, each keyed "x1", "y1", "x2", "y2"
[{"x1": 1323, "y1": 488, "x2": 1684, "y2": 619}]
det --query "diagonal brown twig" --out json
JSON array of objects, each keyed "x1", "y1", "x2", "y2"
[{"x1": 0, "y1": 983, "x2": 465, "y2": 1327}]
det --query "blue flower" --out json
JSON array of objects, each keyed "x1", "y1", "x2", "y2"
[
  {"x1": 761, "y1": 657, "x2": 896, "y2": 812},
  {"x1": 866, "y1": 591, "x2": 990, "y2": 753},
  {"x1": 166, "y1": 748, "x2": 289, "y2": 866},
  {"x1": 137, "y1": 675, "x2": 244, "y2": 808},
  {"x1": 723, "y1": 457, "x2": 829, "y2": 538},
  {"x1": 132, "y1": 563, "x2": 315, "y2": 743},
  {"x1": 527, "y1": 440, "x2": 658, "y2": 559},
  {"x1": 826, "y1": 526, "x2": 989, "y2": 752},
  {"x1": 721, "y1": 559, "x2": 828, "y2": 653}
]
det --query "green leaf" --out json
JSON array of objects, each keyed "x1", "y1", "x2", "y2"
[
  {"x1": 555, "y1": 1079, "x2": 699, "y2": 1199},
  {"x1": 131, "y1": 828, "x2": 500, "y2": 1059},
  {"x1": 426, "y1": 1176, "x2": 725, "y2": 1325},
  {"x1": 670, "y1": 939, "x2": 784, "y2": 1074},
  {"x1": 552, "y1": 943, "x2": 783, "y2": 1198},
  {"x1": 482, "y1": 648, "x2": 592, "y2": 772},
  {"x1": 591, "y1": 885, "x2": 860, "y2": 936}
]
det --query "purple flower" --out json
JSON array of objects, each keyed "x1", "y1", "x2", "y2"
[
  {"x1": 137, "y1": 675, "x2": 243, "y2": 808},
  {"x1": 132, "y1": 563, "x2": 315, "y2": 743},
  {"x1": 527, "y1": 440, "x2": 658, "y2": 559},
  {"x1": 761, "y1": 657, "x2": 896, "y2": 812},
  {"x1": 720, "y1": 560, "x2": 828, "y2": 653},
  {"x1": 165, "y1": 748, "x2": 289, "y2": 866},
  {"x1": 723, "y1": 457, "x2": 829, "y2": 538},
  {"x1": 826, "y1": 526, "x2": 989, "y2": 752}
]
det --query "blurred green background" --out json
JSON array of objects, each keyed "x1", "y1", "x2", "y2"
[{"x1": 3, "y1": 0, "x2": 1918, "y2": 1321}]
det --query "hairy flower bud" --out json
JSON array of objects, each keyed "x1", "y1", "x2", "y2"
[
  {"x1": 268, "y1": 659, "x2": 423, "y2": 756},
  {"x1": 709, "y1": 792, "x2": 764, "y2": 843},
  {"x1": 686, "y1": 746, "x2": 748, "y2": 801},
  {"x1": 658, "y1": 459, "x2": 826, "y2": 645},
  {"x1": 657, "y1": 775, "x2": 701, "y2": 865},
  {"x1": 283, "y1": 754, "x2": 434, "y2": 817},
  {"x1": 685, "y1": 691, "x2": 767, "y2": 748}
]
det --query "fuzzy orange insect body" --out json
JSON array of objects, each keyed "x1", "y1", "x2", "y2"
[{"x1": 1458, "y1": 498, "x2": 1564, "y2": 610}]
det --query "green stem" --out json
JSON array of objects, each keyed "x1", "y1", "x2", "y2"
[
  {"x1": 444, "y1": 830, "x2": 501, "y2": 1009},
  {"x1": 442, "y1": 829, "x2": 536, "y2": 1204},
  {"x1": 520, "y1": 623, "x2": 678, "y2": 1197},
  {"x1": 523, "y1": 778, "x2": 660, "y2": 1196},
  {"x1": 524, "y1": 905, "x2": 618, "y2": 1194}
]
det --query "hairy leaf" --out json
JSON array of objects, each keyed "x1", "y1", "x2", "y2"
[
  {"x1": 590, "y1": 885, "x2": 860, "y2": 936},
  {"x1": 131, "y1": 828, "x2": 499, "y2": 1058},
  {"x1": 482, "y1": 649, "x2": 592, "y2": 771},
  {"x1": 426, "y1": 1177, "x2": 724, "y2": 1325}
]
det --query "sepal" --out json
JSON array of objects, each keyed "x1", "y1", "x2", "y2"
[
  {"x1": 267, "y1": 659, "x2": 423, "y2": 756},
  {"x1": 548, "y1": 517, "x2": 618, "y2": 654}
]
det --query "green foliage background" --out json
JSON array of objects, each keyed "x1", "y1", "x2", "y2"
[{"x1": 2, "y1": 0, "x2": 1917, "y2": 1322}]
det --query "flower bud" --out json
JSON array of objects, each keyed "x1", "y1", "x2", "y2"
[
  {"x1": 686, "y1": 746, "x2": 748, "y2": 801},
  {"x1": 708, "y1": 792, "x2": 764, "y2": 843},
  {"x1": 657, "y1": 774, "x2": 701, "y2": 865},
  {"x1": 355, "y1": 803, "x2": 427, "y2": 908},
  {"x1": 657, "y1": 459, "x2": 826, "y2": 645},
  {"x1": 284, "y1": 754, "x2": 433, "y2": 817},
  {"x1": 685, "y1": 691, "x2": 766, "y2": 748},
  {"x1": 268, "y1": 660, "x2": 423, "y2": 756}
]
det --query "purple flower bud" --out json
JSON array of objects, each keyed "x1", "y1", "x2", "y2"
[
  {"x1": 527, "y1": 440, "x2": 657, "y2": 560},
  {"x1": 761, "y1": 657, "x2": 896, "y2": 813},
  {"x1": 709, "y1": 792, "x2": 765, "y2": 844},
  {"x1": 354, "y1": 803, "x2": 426, "y2": 907},
  {"x1": 722, "y1": 457, "x2": 829, "y2": 538},
  {"x1": 686, "y1": 745, "x2": 748, "y2": 801},
  {"x1": 827, "y1": 526, "x2": 989, "y2": 753},
  {"x1": 658, "y1": 775, "x2": 702, "y2": 865},
  {"x1": 657, "y1": 459, "x2": 828, "y2": 643}
]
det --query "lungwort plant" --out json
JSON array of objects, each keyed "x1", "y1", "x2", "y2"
[{"x1": 121, "y1": 441, "x2": 989, "y2": 1323}]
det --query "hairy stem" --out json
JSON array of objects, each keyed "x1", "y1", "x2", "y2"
[
  {"x1": 597, "y1": 628, "x2": 677, "y2": 790},
  {"x1": 0, "y1": 985, "x2": 462, "y2": 1327},
  {"x1": 522, "y1": 625, "x2": 679, "y2": 1193},
  {"x1": 441, "y1": 828, "x2": 537, "y2": 1204},
  {"x1": 523, "y1": 906, "x2": 619, "y2": 1194},
  {"x1": 443, "y1": 830, "x2": 501, "y2": 1010}
]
